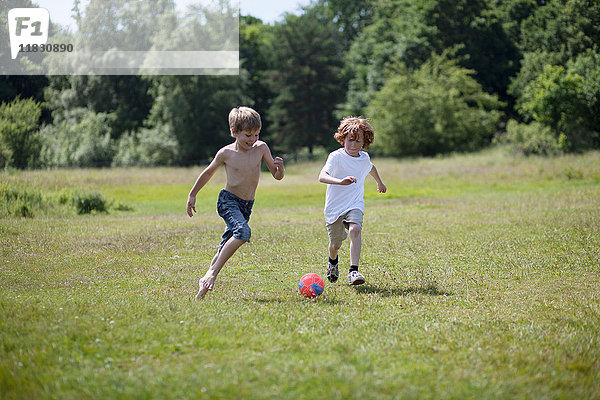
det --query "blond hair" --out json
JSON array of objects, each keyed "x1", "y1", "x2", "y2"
[
  {"x1": 334, "y1": 117, "x2": 374, "y2": 148},
  {"x1": 228, "y1": 106, "x2": 262, "y2": 135}
]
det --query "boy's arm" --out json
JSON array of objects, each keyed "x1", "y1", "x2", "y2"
[
  {"x1": 187, "y1": 150, "x2": 226, "y2": 217},
  {"x1": 319, "y1": 170, "x2": 357, "y2": 185},
  {"x1": 369, "y1": 164, "x2": 387, "y2": 193},
  {"x1": 261, "y1": 142, "x2": 285, "y2": 180}
]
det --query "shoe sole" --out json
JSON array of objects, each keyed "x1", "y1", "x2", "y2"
[{"x1": 349, "y1": 277, "x2": 365, "y2": 285}]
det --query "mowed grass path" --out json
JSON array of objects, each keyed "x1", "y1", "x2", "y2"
[{"x1": 1, "y1": 148, "x2": 599, "y2": 399}]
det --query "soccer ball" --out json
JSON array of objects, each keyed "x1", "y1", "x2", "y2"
[{"x1": 299, "y1": 273, "x2": 324, "y2": 298}]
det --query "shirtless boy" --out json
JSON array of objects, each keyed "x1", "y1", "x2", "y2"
[{"x1": 186, "y1": 106, "x2": 284, "y2": 299}]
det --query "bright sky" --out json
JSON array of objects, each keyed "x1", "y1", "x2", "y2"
[{"x1": 33, "y1": 0, "x2": 312, "y2": 30}]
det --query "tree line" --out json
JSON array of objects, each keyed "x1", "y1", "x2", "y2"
[{"x1": 1, "y1": 0, "x2": 599, "y2": 169}]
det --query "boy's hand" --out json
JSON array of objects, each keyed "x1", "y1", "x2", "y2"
[
  {"x1": 340, "y1": 176, "x2": 357, "y2": 185},
  {"x1": 274, "y1": 156, "x2": 284, "y2": 170},
  {"x1": 377, "y1": 182, "x2": 387, "y2": 193},
  {"x1": 187, "y1": 195, "x2": 196, "y2": 217}
]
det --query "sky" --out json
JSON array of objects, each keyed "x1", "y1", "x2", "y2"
[{"x1": 32, "y1": 0, "x2": 313, "y2": 31}]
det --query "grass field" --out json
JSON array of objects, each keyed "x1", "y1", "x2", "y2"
[{"x1": 1, "y1": 147, "x2": 599, "y2": 399}]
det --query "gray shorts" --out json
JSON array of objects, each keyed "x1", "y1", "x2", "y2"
[{"x1": 326, "y1": 209, "x2": 364, "y2": 244}]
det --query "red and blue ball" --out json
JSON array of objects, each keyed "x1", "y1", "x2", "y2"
[{"x1": 299, "y1": 273, "x2": 324, "y2": 298}]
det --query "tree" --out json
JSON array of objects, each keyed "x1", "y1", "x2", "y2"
[
  {"x1": 39, "y1": 109, "x2": 115, "y2": 167},
  {"x1": 0, "y1": 76, "x2": 48, "y2": 106},
  {"x1": 72, "y1": 0, "x2": 176, "y2": 51},
  {"x1": 510, "y1": 0, "x2": 600, "y2": 101},
  {"x1": 507, "y1": 0, "x2": 600, "y2": 151},
  {"x1": 239, "y1": 16, "x2": 274, "y2": 138},
  {"x1": 42, "y1": 0, "x2": 175, "y2": 137},
  {"x1": 0, "y1": 0, "x2": 54, "y2": 118},
  {"x1": 341, "y1": 0, "x2": 520, "y2": 116},
  {"x1": 265, "y1": 9, "x2": 345, "y2": 154},
  {"x1": 317, "y1": 0, "x2": 375, "y2": 52},
  {"x1": 519, "y1": 0, "x2": 600, "y2": 62},
  {"x1": 0, "y1": 97, "x2": 42, "y2": 168},
  {"x1": 113, "y1": 126, "x2": 179, "y2": 167},
  {"x1": 340, "y1": 0, "x2": 434, "y2": 115},
  {"x1": 144, "y1": 75, "x2": 248, "y2": 164},
  {"x1": 44, "y1": 75, "x2": 153, "y2": 139},
  {"x1": 367, "y1": 55, "x2": 503, "y2": 156},
  {"x1": 517, "y1": 51, "x2": 600, "y2": 150},
  {"x1": 490, "y1": 0, "x2": 543, "y2": 45},
  {"x1": 420, "y1": 0, "x2": 521, "y2": 103}
]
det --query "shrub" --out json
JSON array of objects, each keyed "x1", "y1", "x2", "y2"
[
  {"x1": 73, "y1": 192, "x2": 108, "y2": 214},
  {"x1": 112, "y1": 133, "x2": 138, "y2": 166},
  {"x1": 113, "y1": 124, "x2": 179, "y2": 166},
  {"x1": 0, "y1": 185, "x2": 129, "y2": 217},
  {"x1": 367, "y1": 55, "x2": 503, "y2": 157},
  {"x1": 498, "y1": 120, "x2": 563, "y2": 156},
  {"x1": 40, "y1": 109, "x2": 116, "y2": 167},
  {"x1": 516, "y1": 51, "x2": 600, "y2": 151},
  {"x1": 112, "y1": 202, "x2": 135, "y2": 212},
  {"x1": 0, "y1": 184, "x2": 45, "y2": 218}
]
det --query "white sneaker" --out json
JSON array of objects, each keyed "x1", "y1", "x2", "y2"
[{"x1": 348, "y1": 270, "x2": 365, "y2": 285}]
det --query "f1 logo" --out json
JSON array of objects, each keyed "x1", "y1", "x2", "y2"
[{"x1": 8, "y1": 8, "x2": 50, "y2": 60}]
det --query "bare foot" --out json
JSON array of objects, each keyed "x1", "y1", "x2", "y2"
[{"x1": 195, "y1": 276, "x2": 215, "y2": 300}]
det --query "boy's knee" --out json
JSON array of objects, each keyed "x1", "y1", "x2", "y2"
[
  {"x1": 329, "y1": 241, "x2": 342, "y2": 251},
  {"x1": 349, "y1": 224, "x2": 362, "y2": 237},
  {"x1": 233, "y1": 224, "x2": 251, "y2": 242}
]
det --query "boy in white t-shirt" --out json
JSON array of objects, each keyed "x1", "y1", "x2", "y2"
[{"x1": 318, "y1": 117, "x2": 386, "y2": 285}]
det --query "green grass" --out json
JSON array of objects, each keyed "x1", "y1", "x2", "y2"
[{"x1": 1, "y1": 147, "x2": 599, "y2": 399}]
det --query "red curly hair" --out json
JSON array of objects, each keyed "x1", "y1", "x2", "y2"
[{"x1": 334, "y1": 117, "x2": 374, "y2": 148}]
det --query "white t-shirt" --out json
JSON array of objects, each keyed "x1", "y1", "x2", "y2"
[{"x1": 321, "y1": 148, "x2": 373, "y2": 224}]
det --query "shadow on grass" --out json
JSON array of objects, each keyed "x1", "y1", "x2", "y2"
[
  {"x1": 240, "y1": 296, "x2": 345, "y2": 305},
  {"x1": 240, "y1": 297, "x2": 286, "y2": 304},
  {"x1": 354, "y1": 282, "x2": 453, "y2": 297}
]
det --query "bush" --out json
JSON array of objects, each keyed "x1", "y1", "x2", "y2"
[
  {"x1": 0, "y1": 97, "x2": 42, "y2": 169},
  {"x1": 367, "y1": 55, "x2": 503, "y2": 156},
  {"x1": 516, "y1": 51, "x2": 600, "y2": 151},
  {"x1": 40, "y1": 109, "x2": 116, "y2": 167},
  {"x1": 0, "y1": 184, "x2": 130, "y2": 217},
  {"x1": 113, "y1": 124, "x2": 179, "y2": 166},
  {"x1": 508, "y1": 51, "x2": 562, "y2": 100},
  {"x1": 0, "y1": 184, "x2": 45, "y2": 218},
  {"x1": 73, "y1": 192, "x2": 107, "y2": 214},
  {"x1": 498, "y1": 120, "x2": 564, "y2": 156},
  {"x1": 112, "y1": 133, "x2": 138, "y2": 166}
]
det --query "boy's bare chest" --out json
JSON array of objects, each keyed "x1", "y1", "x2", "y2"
[
  {"x1": 225, "y1": 149, "x2": 262, "y2": 174},
  {"x1": 222, "y1": 146, "x2": 264, "y2": 199}
]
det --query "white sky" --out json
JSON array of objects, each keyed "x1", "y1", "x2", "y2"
[{"x1": 33, "y1": 0, "x2": 313, "y2": 30}]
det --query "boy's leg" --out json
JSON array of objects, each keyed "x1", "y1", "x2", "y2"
[
  {"x1": 197, "y1": 192, "x2": 252, "y2": 299},
  {"x1": 346, "y1": 211, "x2": 365, "y2": 285},
  {"x1": 348, "y1": 223, "x2": 362, "y2": 267},
  {"x1": 196, "y1": 237, "x2": 246, "y2": 299},
  {"x1": 327, "y1": 240, "x2": 342, "y2": 282},
  {"x1": 326, "y1": 217, "x2": 346, "y2": 283},
  {"x1": 329, "y1": 240, "x2": 342, "y2": 260}
]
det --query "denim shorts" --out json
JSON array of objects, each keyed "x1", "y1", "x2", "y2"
[{"x1": 216, "y1": 189, "x2": 254, "y2": 251}]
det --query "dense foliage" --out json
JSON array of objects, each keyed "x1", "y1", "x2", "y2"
[
  {"x1": 0, "y1": 97, "x2": 42, "y2": 168},
  {"x1": 367, "y1": 55, "x2": 503, "y2": 156},
  {"x1": 0, "y1": 0, "x2": 598, "y2": 168}
]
